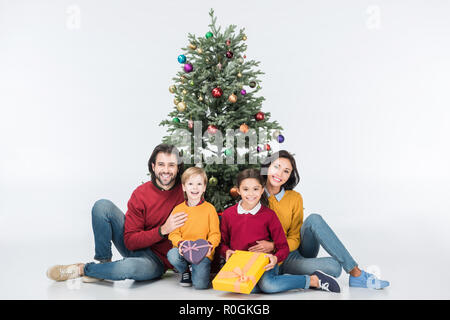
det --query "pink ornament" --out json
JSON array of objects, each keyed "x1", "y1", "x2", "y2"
[{"x1": 184, "y1": 63, "x2": 193, "y2": 73}]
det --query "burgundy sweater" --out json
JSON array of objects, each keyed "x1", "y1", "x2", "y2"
[
  {"x1": 123, "y1": 181, "x2": 185, "y2": 270},
  {"x1": 219, "y1": 203, "x2": 289, "y2": 263}
]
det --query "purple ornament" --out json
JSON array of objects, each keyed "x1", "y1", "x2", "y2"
[
  {"x1": 257, "y1": 146, "x2": 262, "y2": 152},
  {"x1": 184, "y1": 63, "x2": 193, "y2": 73},
  {"x1": 277, "y1": 134, "x2": 285, "y2": 143},
  {"x1": 240, "y1": 89, "x2": 247, "y2": 95}
]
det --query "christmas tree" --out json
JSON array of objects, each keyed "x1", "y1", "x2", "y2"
[{"x1": 160, "y1": 9, "x2": 285, "y2": 212}]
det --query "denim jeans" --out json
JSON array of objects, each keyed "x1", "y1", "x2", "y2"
[
  {"x1": 83, "y1": 199, "x2": 165, "y2": 281},
  {"x1": 167, "y1": 248, "x2": 211, "y2": 289},
  {"x1": 251, "y1": 265, "x2": 310, "y2": 294},
  {"x1": 280, "y1": 213, "x2": 358, "y2": 278}
]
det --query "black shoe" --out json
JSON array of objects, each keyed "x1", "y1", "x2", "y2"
[
  {"x1": 180, "y1": 271, "x2": 192, "y2": 287},
  {"x1": 312, "y1": 270, "x2": 341, "y2": 293}
]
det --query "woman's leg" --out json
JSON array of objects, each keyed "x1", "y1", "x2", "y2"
[
  {"x1": 190, "y1": 257, "x2": 211, "y2": 290},
  {"x1": 298, "y1": 213, "x2": 358, "y2": 274}
]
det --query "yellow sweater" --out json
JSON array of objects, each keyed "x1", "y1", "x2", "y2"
[
  {"x1": 168, "y1": 201, "x2": 221, "y2": 260},
  {"x1": 268, "y1": 190, "x2": 304, "y2": 252}
]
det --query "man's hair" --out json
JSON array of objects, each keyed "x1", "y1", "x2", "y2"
[
  {"x1": 181, "y1": 166, "x2": 208, "y2": 185},
  {"x1": 148, "y1": 143, "x2": 184, "y2": 185}
]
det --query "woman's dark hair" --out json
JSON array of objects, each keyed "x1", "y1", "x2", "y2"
[
  {"x1": 236, "y1": 168, "x2": 269, "y2": 207},
  {"x1": 261, "y1": 150, "x2": 300, "y2": 190},
  {"x1": 148, "y1": 143, "x2": 184, "y2": 186}
]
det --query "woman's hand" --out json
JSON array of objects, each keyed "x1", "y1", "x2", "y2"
[
  {"x1": 264, "y1": 254, "x2": 278, "y2": 271},
  {"x1": 225, "y1": 249, "x2": 235, "y2": 261},
  {"x1": 160, "y1": 212, "x2": 188, "y2": 235},
  {"x1": 248, "y1": 240, "x2": 275, "y2": 253}
]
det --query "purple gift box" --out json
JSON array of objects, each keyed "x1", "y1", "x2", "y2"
[{"x1": 180, "y1": 239, "x2": 211, "y2": 265}]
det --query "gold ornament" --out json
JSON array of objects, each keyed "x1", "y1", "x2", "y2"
[
  {"x1": 228, "y1": 93, "x2": 237, "y2": 103},
  {"x1": 196, "y1": 48, "x2": 203, "y2": 54},
  {"x1": 182, "y1": 89, "x2": 187, "y2": 95},
  {"x1": 272, "y1": 130, "x2": 281, "y2": 139},
  {"x1": 237, "y1": 72, "x2": 242, "y2": 78},
  {"x1": 169, "y1": 85, "x2": 176, "y2": 93},
  {"x1": 173, "y1": 98, "x2": 179, "y2": 105},
  {"x1": 198, "y1": 95, "x2": 203, "y2": 101},
  {"x1": 242, "y1": 35, "x2": 247, "y2": 41},
  {"x1": 188, "y1": 43, "x2": 197, "y2": 50},
  {"x1": 177, "y1": 101, "x2": 186, "y2": 112},
  {"x1": 180, "y1": 76, "x2": 186, "y2": 83}
]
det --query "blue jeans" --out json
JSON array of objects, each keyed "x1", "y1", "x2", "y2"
[
  {"x1": 251, "y1": 265, "x2": 310, "y2": 294},
  {"x1": 83, "y1": 199, "x2": 165, "y2": 281},
  {"x1": 167, "y1": 248, "x2": 211, "y2": 289},
  {"x1": 280, "y1": 213, "x2": 358, "y2": 278}
]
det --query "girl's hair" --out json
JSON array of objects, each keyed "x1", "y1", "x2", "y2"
[
  {"x1": 236, "y1": 168, "x2": 269, "y2": 207},
  {"x1": 261, "y1": 150, "x2": 300, "y2": 190},
  {"x1": 181, "y1": 166, "x2": 208, "y2": 185}
]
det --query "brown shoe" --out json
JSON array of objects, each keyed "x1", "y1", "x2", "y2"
[{"x1": 46, "y1": 263, "x2": 84, "y2": 281}]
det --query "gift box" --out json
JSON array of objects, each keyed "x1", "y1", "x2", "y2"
[{"x1": 212, "y1": 250, "x2": 269, "y2": 294}]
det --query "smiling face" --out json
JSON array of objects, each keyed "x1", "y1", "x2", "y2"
[
  {"x1": 267, "y1": 157, "x2": 293, "y2": 189},
  {"x1": 237, "y1": 178, "x2": 265, "y2": 210},
  {"x1": 182, "y1": 174, "x2": 206, "y2": 203},
  {"x1": 151, "y1": 152, "x2": 179, "y2": 189}
]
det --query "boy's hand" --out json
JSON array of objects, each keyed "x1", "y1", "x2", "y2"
[
  {"x1": 225, "y1": 249, "x2": 235, "y2": 261},
  {"x1": 264, "y1": 254, "x2": 278, "y2": 271},
  {"x1": 161, "y1": 212, "x2": 188, "y2": 235}
]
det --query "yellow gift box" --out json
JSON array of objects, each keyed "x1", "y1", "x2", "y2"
[{"x1": 212, "y1": 250, "x2": 269, "y2": 294}]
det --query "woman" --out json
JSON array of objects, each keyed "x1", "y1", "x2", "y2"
[{"x1": 248, "y1": 150, "x2": 389, "y2": 289}]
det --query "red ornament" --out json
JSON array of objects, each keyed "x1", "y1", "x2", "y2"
[
  {"x1": 211, "y1": 87, "x2": 223, "y2": 98},
  {"x1": 207, "y1": 125, "x2": 218, "y2": 134},
  {"x1": 255, "y1": 111, "x2": 265, "y2": 121},
  {"x1": 226, "y1": 39, "x2": 231, "y2": 46},
  {"x1": 265, "y1": 144, "x2": 271, "y2": 151},
  {"x1": 226, "y1": 51, "x2": 234, "y2": 59},
  {"x1": 188, "y1": 120, "x2": 194, "y2": 130}
]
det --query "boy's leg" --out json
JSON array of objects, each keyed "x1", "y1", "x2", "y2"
[
  {"x1": 299, "y1": 213, "x2": 358, "y2": 274},
  {"x1": 190, "y1": 257, "x2": 211, "y2": 290},
  {"x1": 167, "y1": 248, "x2": 189, "y2": 273}
]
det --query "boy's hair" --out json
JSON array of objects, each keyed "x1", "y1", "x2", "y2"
[
  {"x1": 235, "y1": 168, "x2": 269, "y2": 207},
  {"x1": 181, "y1": 166, "x2": 208, "y2": 186}
]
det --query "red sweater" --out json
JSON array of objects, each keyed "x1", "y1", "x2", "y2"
[
  {"x1": 219, "y1": 203, "x2": 289, "y2": 263},
  {"x1": 123, "y1": 181, "x2": 185, "y2": 270}
]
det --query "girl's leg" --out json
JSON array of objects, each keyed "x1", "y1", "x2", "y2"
[
  {"x1": 256, "y1": 265, "x2": 310, "y2": 294},
  {"x1": 299, "y1": 213, "x2": 358, "y2": 274},
  {"x1": 190, "y1": 257, "x2": 211, "y2": 290}
]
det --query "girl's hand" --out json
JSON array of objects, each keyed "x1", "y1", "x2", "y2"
[
  {"x1": 248, "y1": 240, "x2": 274, "y2": 253},
  {"x1": 264, "y1": 254, "x2": 278, "y2": 271},
  {"x1": 225, "y1": 249, "x2": 235, "y2": 261}
]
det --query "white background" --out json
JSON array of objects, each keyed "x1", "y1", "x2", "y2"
[{"x1": 1, "y1": 0, "x2": 449, "y2": 299}]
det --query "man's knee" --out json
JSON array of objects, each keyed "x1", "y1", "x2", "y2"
[{"x1": 92, "y1": 199, "x2": 114, "y2": 218}]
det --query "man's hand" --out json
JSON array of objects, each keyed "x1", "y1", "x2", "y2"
[
  {"x1": 225, "y1": 249, "x2": 235, "y2": 261},
  {"x1": 264, "y1": 254, "x2": 278, "y2": 271},
  {"x1": 160, "y1": 212, "x2": 188, "y2": 235},
  {"x1": 248, "y1": 240, "x2": 275, "y2": 253}
]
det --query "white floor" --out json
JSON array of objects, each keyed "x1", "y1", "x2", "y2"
[{"x1": 2, "y1": 216, "x2": 449, "y2": 300}]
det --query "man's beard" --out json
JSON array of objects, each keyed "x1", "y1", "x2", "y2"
[{"x1": 156, "y1": 172, "x2": 176, "y2": 186}]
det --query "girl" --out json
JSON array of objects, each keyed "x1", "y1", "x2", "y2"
[
  {"x1": 249, "y1": 150, "x2": 390, "y2": 289},
  {"x1": 219, "y1": 168, "x2": 341, "y2": 294}
]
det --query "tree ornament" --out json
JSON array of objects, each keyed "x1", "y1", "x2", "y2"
[
  {"x1": 237, "y1": 72, "x2": 242, "y2": 78},
  {"x1": 189, "y1": 80, "x2": 194, "y2": 86},
  {"x1": 211, "y1": 87, "x2": 223, "y2": 98},
  {"x1": 230, "y1": 187, "x2": 239, "y2": 198},
  {"x1": 188, "y1": 119, "x2": 194, "y2": 130},
  {"x1": 277, "y1": 134, "x2": 285, "y2": 143},
  {"x1": 265, "y1": 144, "x2": 271, "y2": 151},
  {"x1": 226, "y1": 51, "x2": 234, "y2": 59},
  {"x1": 255, "y1": 111, "x2": 265, "y2": 121},
  {"x1": 169, "y1": 85, "x2": 176, "y2": 93},
  {"x1": 196, "y1": 48, "x2": 203, "y2": 54},
  {"x1": 173, "y1": 98, "x2": 179, "y2": 105},
  {"x1": 224, "y1": 149, "x2": 233, "y2": 156},
  {"x1": 177, "y1": 55, "x2": 186, "y2": 64},
  {"x1": 172, "y1": 117, "x2": 180, "y2": 123},
  {"x1": 272, "y1": 130, "x2": 281, "y2": 139},
  {"x1": 226, "y1": 39, "x2": 231, "y2": 46},
  {"x1": 198, "y1": 95, "x2": 203, "y2": 101},
  {"x1": 207, "y1": 125, "x2": 218, "y2": 134},
  {"x1": 228, "y1": 93, "x2": 237, "y2": 103},
  {"x1": 208, "y1": 176, "x2": 218, "y2": 186},
  {"x1": 177, "y1": 101, "x2": 186, "y2": 112},
  {"x1": 184, "y1": 63, "x2": 193, "y2": 73},
  {"x1": 238, "y1": 58, "x2": 244, "y2": 64},
  {"x1": 180, "y1": 76, "x2": 186, "y2": 83},
  {"x1": 242, "y1": 35, "x2": 247, "y2": 41},
  {"x1": 188, "y1": 43, "x2": 197, "y2": 50},
  {"x1": 249, "y1": 81, "x2": 256, "y2": 88},
  {"x1": 243, "y1": 55, "x2": 247, "y2": 59},
  {"x1": 182, "y1": 89, "x2": 187, "y2": 95},
  {"x1": 205, "y1": 31, "x2": 213, "y2": 39},
  {"x1": 239, "y1": 123, "x2": 249, "y2": 133},
  {"x1": 217, "y1": 63, "x2": 222, "y2": 70},
  {"x1": 240, "y1": 89, "x2": 247, "y2": 95},
  {"x1": 257, "y1": 146, "x2": 262, "y2": 152}
]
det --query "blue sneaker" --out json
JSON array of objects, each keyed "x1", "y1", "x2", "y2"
[
  {"x1": 312, "y1": 270, "x2": 341, "y2": 293},
  {"x1": 349, "y1": 270, "x2": 390, "y2": 289}
]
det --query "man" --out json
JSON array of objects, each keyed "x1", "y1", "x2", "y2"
[{"x1": 47, "y1": 144, "x2": 189, "y2": 283}]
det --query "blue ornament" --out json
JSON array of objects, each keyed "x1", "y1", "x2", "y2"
[
  {"x1": 178, "y1": 55, "x2": 186, "y2": 64},
  {"x1": 277, "y1": 134, "x2": 285, "y2": 143}
]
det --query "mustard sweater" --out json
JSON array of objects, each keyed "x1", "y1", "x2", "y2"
[
  {"x1": 268, "y1": 190, "x2": 304, "y2": 252},
  {"x1": 168, "y1": 201, "x2": 221, "y2": 260}
]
